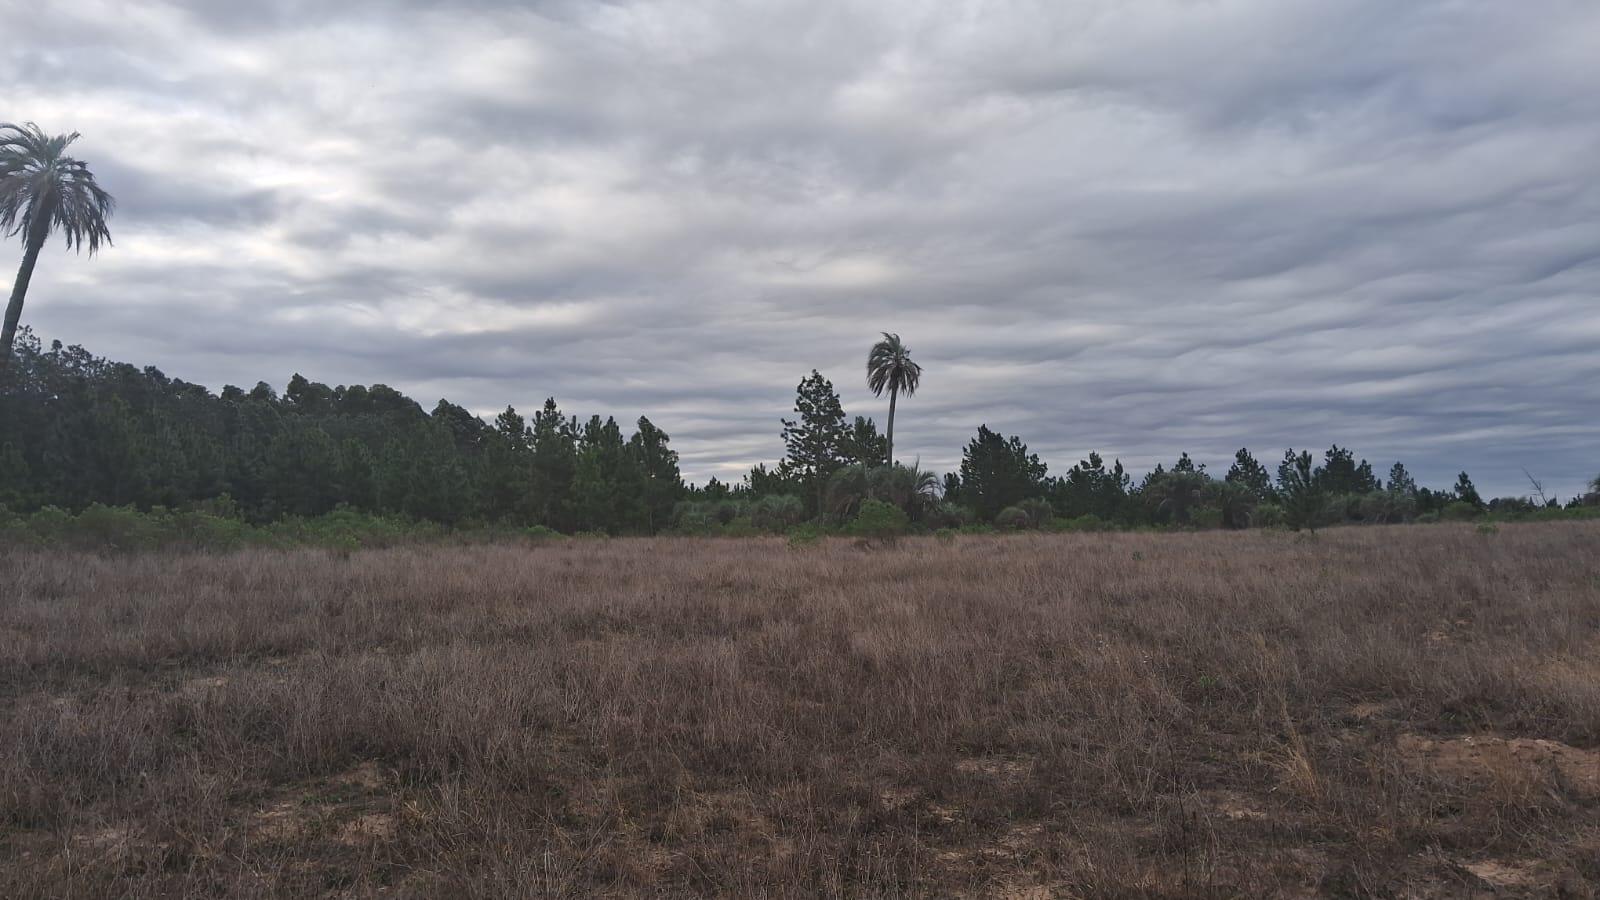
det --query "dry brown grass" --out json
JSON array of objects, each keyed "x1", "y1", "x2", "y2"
[{"x1": 3, "y1": 524, "x2": 1600, "y2": 898}]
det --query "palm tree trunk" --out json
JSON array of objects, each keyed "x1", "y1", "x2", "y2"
[
  {"x1": 885, "y1": 386, "x2": 898, "y2": 467},
  {"x1": 0, "y1": 229, "x2": 45, "y2": 381}
]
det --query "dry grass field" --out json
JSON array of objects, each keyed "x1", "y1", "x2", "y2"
[{"x1": 3, "y1": 524, "x2": 1599, "y2": 898}]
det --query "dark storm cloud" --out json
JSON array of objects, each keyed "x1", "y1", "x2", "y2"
[{"x1": 5, "y1": 0, "x2": 1599, "y2": 496}]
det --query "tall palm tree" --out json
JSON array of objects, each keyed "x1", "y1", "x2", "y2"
[
  {"x1": 866, "y1": 332, "x2": 921, "y2": 467},
  {"x1": 1, "y1": 123, "x2": 114, "y2": 378}
]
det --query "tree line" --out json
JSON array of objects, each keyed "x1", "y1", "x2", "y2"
[
  {"x1": 0, "y1": 330, "x2": 681, "y2": 533},
  {"x1": 2, "y1": 330, "x2": 1594, "y2": 541},
  {"x1": 6, "y1": 123, "x2": 1597, "y2": 541}
]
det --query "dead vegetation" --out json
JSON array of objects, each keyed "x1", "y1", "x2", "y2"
[{"x1": 3, "y1": 523, "x2": 1599, "y2": 897}]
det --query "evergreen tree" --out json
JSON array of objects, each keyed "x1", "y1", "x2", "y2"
[
  {"x1": 481, "y1": 406, "x2": 533, "y2": 522},
  {"x1": 1171, "y1": 452, "x2": 1204, "y2": 474},
  {"x1": 263, "y1": 420, "x2": 341, "y2": 517},
  {"x1": 842, "y1": 416, "x2": 887, "y2": 467},
  {"x1": 1317, "y1": 445, "x2": 1378, "y2": 495},
  {"x1": 780, "y1": 370, "x2": 850, "y2": 516},
  {"x1": 529, "y1": 398, "x2": 577, "y2": 530},
  {"x1": 742, "y1": 462, "x2": 798, "y2": 500},
  {"x1": 1454, "y1": 471, "x2": 1485, "y2": 509},
  {"x1": 955, "y1": 425, "x2": 1047, "y2": 521},
  {"x1": 1277, "y1": 449, "x2": 1323, "y2": 531},
  {"x1": 1225, "y1": 448, "x2": 1274, "y2": 501},
  {"x1": 572, "y1": 415, "x2": 647, "y2": 533},
  {"x1": 1386, "y1": 462, "x2": 1417, "y2": 495},
  {"x1": 1051, "y1": 452, "x2": 1130, "y2": 520},
  {"x1": 627, "y1": 416, "x2": 683, "y2": 533}
]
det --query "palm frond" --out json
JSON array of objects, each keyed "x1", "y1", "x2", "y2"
[
  {"x1": 866, "y1": 332, "x2": 921, "y2": 397},
  {"x1": 0, "y1": 122, "x2": 113, "y2": 253}
]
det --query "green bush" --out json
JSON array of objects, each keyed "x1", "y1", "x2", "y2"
[
  {"x1": 72, "y1": 503, "x2": 159, "y2": 550},
  {"x1": 846, "y1": 500, "x2": 908, "y2": 539},
  {"x1": 1045, "y1": 514, "x2": 1106, "y2": 533},
  {"x1": 23, "y1": 506, "x2": 74, "y2": 545},
  {"x1": 1441, "y1": 501, "x2": 1481, "y2": 521},
  {"x1": 994, "y1": 506, "x2": 1030, "y2": 531},
  {"x1": 749, "y1": 495, "x2": 805, "y2": 533},
  {"x1": 1017, "y1": 498, "x2": 1054, "y2": 529},
  {"x1": 925, "y1": 502, "x2": 969, "y2": 530},
  {"x1": 786, "y1": 522, "x2": 826, "y2": 548},
  {"x1": 1252, "y1": 503, "x2": 1283, "y2": 528}
]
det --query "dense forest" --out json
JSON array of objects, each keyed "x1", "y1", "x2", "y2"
[{"x1": 0, "y1": 330, "x2": 1595, "y2": 544}]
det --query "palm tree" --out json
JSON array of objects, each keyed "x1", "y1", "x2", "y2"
[
  {"x1": 1, "y1": 123, "x2": 114, "y2": 378},
  {"x1": 865, "y1": 332, "x2": 921, "y2": 467},
  {"x1": 1146, "y1": 469, "x2": 1209, "y2": 526},
  {"x1": 825, "y1": 460, "x2": 940, "y2": 522}
]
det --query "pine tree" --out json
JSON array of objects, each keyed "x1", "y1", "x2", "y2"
[
  {"x1": 1386, "y1": 462, "x2": 1416, "y2": 495},
  {"x1": 956, "y1": 425, "x2": 1047, "y2": 521},
  {"x1": 627, "y1": 416, "x2": 683, "y2": 533},
  {"x1": 780, "y1": 370, "x2": 850, "y2": 516},
  {"x1": 1277, "y1": 449, "x2": 1323, "y2": 531},
  {"x1": 1454, "y1": 471, "x2": 1485, "y2": 509},
  {"x1": 482, "y1": 406, "x2": 533, "y2": 523},
  {"x1": 842, "y1": 416, "x2": 887, "y2": 467},
  {"x1": 1225, "y1": 448, "x2": 1274, "y2": 501},
  {"x1": 1052, "y1": 452, "x2": 1130, "y2": 520},
  {"x1": 1316, "y1": 445, "x2": 1378, "y2": 495},
  {"x1": 529, "y1": 398, "x2": 577, "y2": 531}
]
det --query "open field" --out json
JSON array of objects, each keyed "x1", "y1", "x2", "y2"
[{"x1": 3, "y1": 525, "x2": 1599, "y2": 898}]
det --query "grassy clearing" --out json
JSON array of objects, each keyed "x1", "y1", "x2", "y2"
[{"x1": 3, "y1": 524, "x2": 1599, "y2": 897}]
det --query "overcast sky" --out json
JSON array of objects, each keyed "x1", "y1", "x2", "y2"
[{"x1": 7, "y1": 0, "x2": 1599, "y2": 497}]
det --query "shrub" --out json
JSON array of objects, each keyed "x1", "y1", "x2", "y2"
[
  {"x1": 786, "y1": 522, "x2": 826, "y2": 548},
  {"x1": 524, "y1": 525, "x2": 564, "y2": 541},
  {"x1": 1045, "y1": 514, "x2": 1107, "y2": 533},
  {"x1": 1253, "y1": 503, "x2": 1284, "y2": 528},
  {"x1": 994, "y1": 506, "x2": 1030, "y2": 531},
  {"x1": 73, "y1": 503, "x2": 158, "y2": 551},
  {"x1": 749, "y1": 495, "x2": 805, "y2": 533},
  {"x1": 713, "y1": 502, "x2": 743, "y2": 526},
  {"x1": 23, "y1": 506, "x2": 74, "y2": 544},
  {"x1": 1442, "y1": 501, "x2": 1481, "y2": 521},
  {"x1": 1017, "y1": 497, "x2": 1054, "y2": 530},
  {"x1": 167, "y1": 510, "x2": 251, "y2": 550},
  {"x1": 925, "y1": 502, "x2": 969, "y2": 530},
  {"x1": 846, "y1": 500, "x2": 908, "y2": 539}
]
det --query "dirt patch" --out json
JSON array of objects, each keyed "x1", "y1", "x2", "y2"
[
  {"x1": 955, "y1": 756, "x2": 1034, "y2": 782},
  {"x1": 331, "y1": 759, "x2": 386, "y2": 792},
  {"x1": 1398, "y1": 733, "x2": 1600, "y2": 801},
  {"x1": 179, "y1": 675, "x2": 229, "y2": 696},
  {"x1": 248, "y1": 760, "x2": 393, "y2": 844},
  {"x1": 70, "y1": 825, "x2": 134, "y2": 853},
  {"x1": 879, "y1": 786, "x2": 919, "y2": 810},
  {"x1": 335, "y1": 812, "x2": 398, "y2": 845},
  {"x1": 1459, "y1": 858, "x2": 1541, "y2": 888},
  {"x1": 253, "y1": 798, "x2": 305, "y2": 841},
  {"x1": 1205, "y1": 789, "x2": 1269, "y2": 822},
  {"x1": 1348, "y1": 700, "x2": 1401, "y2": 721}
]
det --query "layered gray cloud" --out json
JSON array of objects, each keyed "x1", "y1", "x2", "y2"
[{"x1": 5, "y1": 0, "x2": 1598, "y2": 496}]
